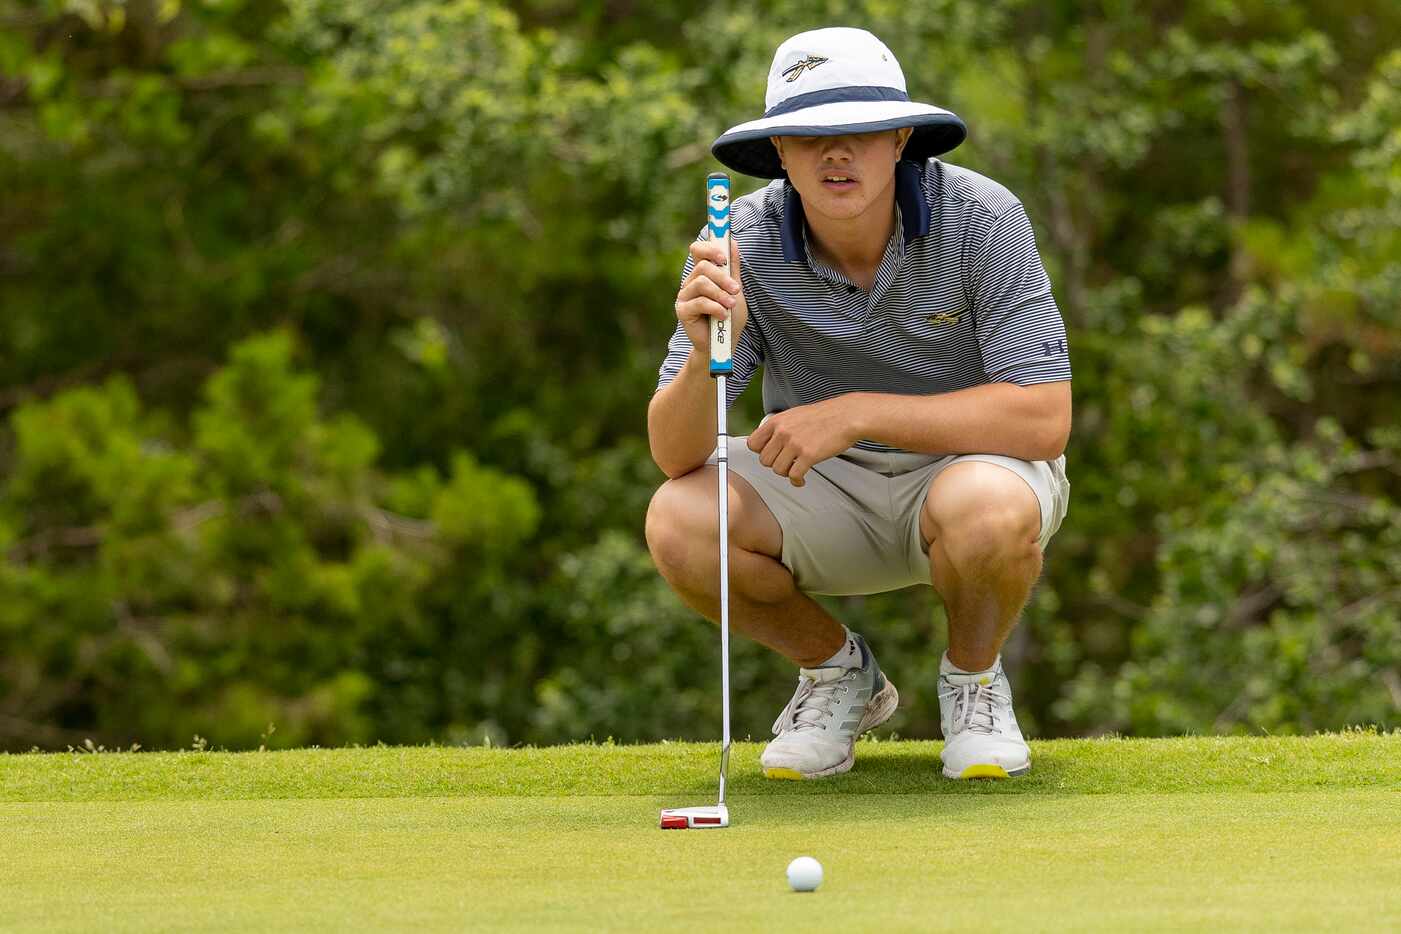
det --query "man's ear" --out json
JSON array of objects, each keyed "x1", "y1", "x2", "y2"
[
  {"x1": 770, "y1": 135, "x2": 785, "y2": 170},
  {"x1": 896, "y1": 126, "x2": 913, "y2": 159}
]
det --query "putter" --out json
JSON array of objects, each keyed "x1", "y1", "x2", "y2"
[{"x1": 660, "y1": 172, "x2": 734, "y2": 831}]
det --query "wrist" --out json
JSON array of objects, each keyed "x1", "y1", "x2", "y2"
[
  {"x1": 842, "y1": 392, "x2": 874, "y2": 442},
  {"x1": 684, "y1": 350, "x2": 710, "y2": 377}
]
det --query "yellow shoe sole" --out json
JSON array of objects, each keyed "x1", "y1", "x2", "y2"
[
  {"x1": 957, "y1": 764, "x2": 1011, "y2": 779},
  {"x1": 763, "y1": 767, "x2": 807, "y2": 781}
]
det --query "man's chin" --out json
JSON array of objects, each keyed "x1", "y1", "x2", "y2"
[{"x1": 804, "y1": 193, "x2": 872, "y2": 221}]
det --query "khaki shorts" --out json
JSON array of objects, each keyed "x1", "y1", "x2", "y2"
[{"x1": 706, "y1": 434, "x2": 1070, "y2": 597}]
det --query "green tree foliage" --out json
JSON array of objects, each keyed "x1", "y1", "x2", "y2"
[
  {"x1": 0, "y1": 331, "x2": 547, "y2": 748},
  {"x1": 0, "y1": 0, "x2": 1396, "y2": 749}
]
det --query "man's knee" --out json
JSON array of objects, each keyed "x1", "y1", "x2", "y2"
[
  {"x1": 945, "y1": 507, "x2": 1041, "y2": 569},
  {"x1": 923, "y1": 463, "x2": 1041, "y2": 565},
  {"x1": 645, "y1": 474, "x2": 710, "y2": 573},
  {"x1": 645, "y1": 467, "x2": 785, "y2": 575}
]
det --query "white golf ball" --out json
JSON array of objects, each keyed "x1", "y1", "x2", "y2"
[{"x1": 786, "y1": 856, "x2": 823, "y2": 892}]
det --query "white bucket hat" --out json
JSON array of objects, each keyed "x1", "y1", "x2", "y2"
[{"x1": 711, "y1": 27, "x2": 966, "y2": 179}]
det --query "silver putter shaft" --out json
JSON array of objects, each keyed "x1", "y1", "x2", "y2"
[{"x1": 716, "y1": 371, "x2": 732, "y2": 808}]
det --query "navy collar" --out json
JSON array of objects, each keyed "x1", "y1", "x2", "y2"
[{"x1": 780, "y1": 159, "x2": 930, "y2": 263}]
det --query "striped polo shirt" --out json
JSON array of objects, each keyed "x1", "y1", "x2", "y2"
[{"x1": 655, "y1": 158, "x2": 1071, "y2": 454}]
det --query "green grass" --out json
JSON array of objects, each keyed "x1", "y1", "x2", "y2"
[{"x1": 3, "y1": 733, "x2": 1399, "y2": 932}]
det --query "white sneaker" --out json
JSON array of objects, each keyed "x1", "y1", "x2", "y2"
[
  {"x1": 760, "y1": 633, "x2": 899, "y2": 780},
  {"x1": 937, "y1": 656, "x2": 1031, "y2": 779}
]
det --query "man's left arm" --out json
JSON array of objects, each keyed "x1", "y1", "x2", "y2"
[
  {"x1": 845, "y1": 381, "x2": 1071, "y2": 461},
  {"x1": 746, "y1": 382, "x2": 1069, "y2": 487}
]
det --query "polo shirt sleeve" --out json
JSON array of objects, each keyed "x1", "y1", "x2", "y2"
[
  {"x1": 968, "y1": 204, "x2": 1072, "y2": 385},
  {"x1": 654, "y1": 241, "x2": 764, "y2": 409}
]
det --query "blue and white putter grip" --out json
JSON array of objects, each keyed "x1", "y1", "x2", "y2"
[{"x1": 706, "y1": 172, "x2": 733, "y2": 375}]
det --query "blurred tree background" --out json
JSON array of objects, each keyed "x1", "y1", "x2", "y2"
[{"x1": 1, "y1": 0, "x2": 1397, "y2": 751}]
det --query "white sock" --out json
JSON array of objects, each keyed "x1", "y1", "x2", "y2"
[
  {"x1": 818, "y1": 628, "x2": 863, "y2": 669},
  {"x1": 941, "y1": 652, "x2": 1000, "y2": 676}
]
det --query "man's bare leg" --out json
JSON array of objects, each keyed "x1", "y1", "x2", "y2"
[
  {"x1": 647, "y1": 463, "x2": 899, "y2": 780},
  {"x1": 919, "y1": 462, "x2": 1043, "y2": 667},
  {"x1": 919, "y1": 460, "x2": 1041, "y2": 778},
  {"x1": 645, "y1": 466, "x2": 844, "y2": 668}
]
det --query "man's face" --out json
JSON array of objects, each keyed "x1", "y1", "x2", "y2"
[{"x1": 771, "y1": 128, "x2": 912, "y2": 222}]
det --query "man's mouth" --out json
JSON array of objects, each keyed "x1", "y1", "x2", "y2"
[{"x1": 820, "y1": 173, "x2": 858, "y2": 191}]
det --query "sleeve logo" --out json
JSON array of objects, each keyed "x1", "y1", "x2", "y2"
[{"x1": 1042, "y1": 339, "x2": 1067, "y2": 357}]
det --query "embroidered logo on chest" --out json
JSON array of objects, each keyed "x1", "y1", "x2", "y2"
[{"x1": 926, "y1": 311, "x2": 961, "y2": 327}]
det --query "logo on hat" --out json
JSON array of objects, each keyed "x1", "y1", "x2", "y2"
[{"x1": 781, "y1": 55, "x2": 829, "y2": 83}]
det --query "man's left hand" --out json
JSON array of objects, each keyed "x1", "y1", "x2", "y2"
[{"x1": 746, "y1": 395, "x2": 863, "y2": 487}]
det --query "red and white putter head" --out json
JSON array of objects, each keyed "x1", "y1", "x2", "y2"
[{"x1": 659, "y1": 804, "x2": 730, "y2": 830}]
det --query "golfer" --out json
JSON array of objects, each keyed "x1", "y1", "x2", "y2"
[{"x1": 646, "y1": 27, "x2": 1071, "y2": 780}]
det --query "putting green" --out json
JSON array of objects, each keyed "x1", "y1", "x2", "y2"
[{"x1": 2, "y1": 735, "x2": 1398, "y2": 932}]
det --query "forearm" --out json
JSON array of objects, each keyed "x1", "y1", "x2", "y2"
[
  {"x1": 846, "y1": 382, "x2": 1071, "y2": 461},
  {"x1": 647, "y1": 351, "x2": 721, "y2": 478}
]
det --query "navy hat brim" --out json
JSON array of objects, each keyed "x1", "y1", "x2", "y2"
[{"x1": 712, "y1": 108, "x2": 967, "y2": 179}]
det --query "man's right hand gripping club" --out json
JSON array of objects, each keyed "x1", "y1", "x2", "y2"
[{"x1": 675, "y1": 234, "x2": 747, "y2": 362}]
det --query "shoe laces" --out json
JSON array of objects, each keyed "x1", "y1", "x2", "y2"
[
  {"x1": 939, "y1": 677, "x2": 1009, "y2": 735},
  {"x1": 773, "y1": 672, "x2": 849, "y2": 735}
]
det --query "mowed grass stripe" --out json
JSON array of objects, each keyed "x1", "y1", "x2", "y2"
[
  {"x1": 1, "y1": 733, "x2": 1397, "y2": 801},
  {"x1": 3, "y1": 792, "x2": 1398, "y2": 932}
]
